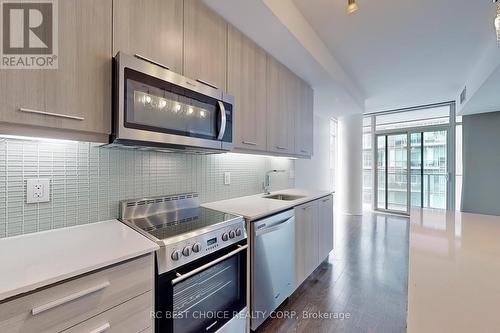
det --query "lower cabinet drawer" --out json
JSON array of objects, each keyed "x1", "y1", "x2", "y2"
[
  {"x1": 62, "y1": 291, "x2": 153, "y2": 333},
  {"x1": 0, "y1": 254, "x2": 154, "y2": 333}
]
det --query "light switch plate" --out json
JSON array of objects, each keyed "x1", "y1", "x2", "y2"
[
  {"x1": 224, "y1": 172, "x2": 231, "y2": 185},
  {"x1": 26, "y1": 179, "x2": 50, "y2": 203}
]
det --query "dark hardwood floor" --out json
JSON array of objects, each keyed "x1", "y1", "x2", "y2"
[{"x1": 256, "y1": 212, "x2": 410, "y2": 333}]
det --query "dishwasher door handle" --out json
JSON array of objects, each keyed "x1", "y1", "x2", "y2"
[{"x1": 254, "y1": 217, "x2": 293, "y2": 237}]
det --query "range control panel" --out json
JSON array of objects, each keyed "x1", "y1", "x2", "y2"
[{"x1": 158, "y1": 218, "x2": 247, "y2": 274}]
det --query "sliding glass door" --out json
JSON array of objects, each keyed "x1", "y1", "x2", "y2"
[
  {"x1": 376, "y1": 129, "x2": 448, "y2": 214},
  {"x1": 376, "y1": 133, "x2": 409, "y2": 214}
]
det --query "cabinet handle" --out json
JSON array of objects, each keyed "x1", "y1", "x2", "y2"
[
  {"x1": 242, "y1": 140, "x2": 257, "y2": 146},
  {"x1": 88, "y1": 322, "x2": 110, "y2": 333},
  {"x1": 276, "y1": 146, "x2": 287, "y2": 150},
  {"x1": 322, "y1": 198, "x2": 330, "y2": 202},
  {"x1": 19, "y1": 108, "x2": 84, "y2": 121},
  {"x1": 134, "y1": 54, "x2": 170, "y2": 70},
  {"x1": 300, "y1": 149, "x2": 309, "y2": 154},
  {"x1": 31, "y1": 281, "x2": 110, "y2": 315},
  {"x1": 196, "y1": 79, "x2": 218, "y2": 90}
]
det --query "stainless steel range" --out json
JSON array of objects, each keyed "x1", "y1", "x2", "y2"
[{"x1": 119, "y1": 193, "x2": 247, "y2": 333}]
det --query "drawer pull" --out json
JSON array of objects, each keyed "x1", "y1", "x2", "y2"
[
  {"x1": 31, "y1": 281, "x2": 110, "y2": 315},
  {"x1": 300, "y1": 149, "x2": 309, "y2": 154},
  {"x1": 19, "y1": 108, "x2": 84, "y2": 121},
  {"x1": 276, "y1": 146, "x2": 287, "y2": 150},
  {"x1": 322, "y1": 198, "x2": 330, "y2": 202},
  {"x1": 242, "y1": 140, "x2": 257, "y2": 146},
  {"x1": 88, "y1": 322, "x2": 111, "y2": 333}
]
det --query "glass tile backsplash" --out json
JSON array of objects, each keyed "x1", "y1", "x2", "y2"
[{"x1": 0, "y1": 138, "x2": 294, "y2": 238}]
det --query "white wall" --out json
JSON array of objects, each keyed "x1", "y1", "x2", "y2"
[
  {"x1": 338, "y1": 114, "x2": 363, "y2": 215},
  {"x1": 295, "y1": 112, "x2": 332, "y2": 192}
]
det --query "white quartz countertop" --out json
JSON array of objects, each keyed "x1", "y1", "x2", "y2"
[
  {"x1": 201, "y1": 188, "x2": 333, "y2": 221},
  {"x1": 0, "y1": 220, "x2": 159, "y2": 302},
  {"x1": 408, "y1": 209, "x2": 500, "y2": 333}
]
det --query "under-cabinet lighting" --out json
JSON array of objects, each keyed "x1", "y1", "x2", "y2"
[
  {"x1": 0, "y1": 134, "x2": 79, "y2": 144},
  {"x1": 226, "y1": 152, "x2": 297, "y2": 160}
]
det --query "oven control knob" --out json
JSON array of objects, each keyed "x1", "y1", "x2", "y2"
[
  {"x1": 182, "y1": 246, "x2": 191, "y2": 257},
  {"x1": 171, "y1": 250, "x2": 181, "y2": 261},
  {"x1": 229, "y1": 230, "x2": 236, "y2": 239},
  {"x1": 192, "y1": 243, "x2": 201, "y2": 253},
  {"x1": 235, "y1": 228, "x2": 242, "y2": 237},
  {"x1": 222, "y1": 233, "x2": 229, "y2": 241}
]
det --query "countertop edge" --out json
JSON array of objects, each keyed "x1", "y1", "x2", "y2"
[
  {"x1": 245, "y1": 191, "x2": 334, "y2": 221},
  {"x1": 0, "y1": 220, "x2": 159, "y2": 302},
  {"x1": 202, "y1": 189, "x2": 334, "y2": 221},
  {"x1": 0, "y1": 248, "x2": 157, "y2": 302}
]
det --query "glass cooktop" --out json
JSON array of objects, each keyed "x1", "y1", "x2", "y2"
[{"x1": 123, "y1": 207, "x2": 239, "y2": 240}]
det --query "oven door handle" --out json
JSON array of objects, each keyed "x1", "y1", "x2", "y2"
[
  {"x1": 171, "y1": 244, "x2": 247, "y2": 286},
  {"x1": 217, "y1": 100, "x2": 227, "y2": 141}
]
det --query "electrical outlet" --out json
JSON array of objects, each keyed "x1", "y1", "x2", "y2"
[
  {"x1": 26, "y1": 179, "x2": 50, "y2": 204},
  {"x1": 224, "y1": 172, "x2": 231, "y2": 185}
]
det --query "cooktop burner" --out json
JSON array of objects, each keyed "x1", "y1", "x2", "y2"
[
  {"x1": 118, "y1": 192, "x2": 246, "y2": 274},
  {"x1": 123, "y1": 207, "x2": 239, "y2": 240}
]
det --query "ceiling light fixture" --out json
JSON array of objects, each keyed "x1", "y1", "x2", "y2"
[{"x1": 347, "y1": 0, "x2": 359, "y2": 14}]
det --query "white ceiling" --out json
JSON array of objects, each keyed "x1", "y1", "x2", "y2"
[
  {"x1": 293, "y1": 0, "x2": 497, "y2": 113},
  {"x1": 206, "y1": 0, "x2": 499, "y2": 116}
]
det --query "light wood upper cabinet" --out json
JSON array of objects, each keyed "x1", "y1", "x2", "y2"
[
  {"x1": 227, "y1": 26, "x2": 267, "y2": 152},
  {"x1": 184, "y1": 0, "x2": 227, "y2": 91},
  {"x1": 267, "y1": 56, "x2": 295, "y2": 154},
  {"x1": 318, "y1": 195, "x2": 334, "y2": 261},
  {"x1": 113, "y1": 0, "x2": 183, "y2": 73},
  {"x1": 295, "y1": 80, "x2": 314, "y2": 157},
  {"x1": 0, "y1": 0, "x2": 112, "y2": 142}
]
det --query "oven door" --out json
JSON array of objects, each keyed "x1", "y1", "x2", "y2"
[
  {"x1": 156, "y1": 240, "x2": 247, "y2": 333},
  {"x1": 114, "y1": 52, "x2": 233, "y2": 151}
]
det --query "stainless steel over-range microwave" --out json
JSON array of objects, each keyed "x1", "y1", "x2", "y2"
[{"x1": 111, "y1": 52, "x2": 233, "y2": 152}]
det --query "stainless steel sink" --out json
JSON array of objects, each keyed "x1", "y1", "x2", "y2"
[{"x1": 263, "y1": 194, "x2": 305, "y2": 201}]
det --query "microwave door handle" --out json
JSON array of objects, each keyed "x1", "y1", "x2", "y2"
[
  {"x1": 217, "y1": 100, "x2": 227, "y2": 140},
  {"x1": 171, "y1": 244, "x2": 247, "y2": 286}
]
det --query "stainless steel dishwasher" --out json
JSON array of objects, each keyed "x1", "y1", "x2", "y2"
[{"x1": 251, "y1": 209, "x2": 295, "y2": 331}]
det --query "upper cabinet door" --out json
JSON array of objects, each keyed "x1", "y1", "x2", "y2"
[
  {"x1": 295, "y1": 80, "x2": 314, "y2": 157},
  {"x1": 183, "y1": 0, "x2": 227, "y2": 91},
  {"x1": 0, "y1": 0, "x2": 112, "y2": 142},
  {"x1": 113, "y1": 0, "x2": 183, "y2": 73},
  {"x1": 227, "y1": 26, "x2": 267, "y2": 152},
  {"x1": 267, "y1": 57, "x2": 295, "y2": 154}
]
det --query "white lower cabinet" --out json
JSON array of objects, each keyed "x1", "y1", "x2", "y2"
[
  {"x1": 0, "y1": 254, "x2": 154, "y2": 333},
  {"x1": 294, "y1": 195, "x2": 334, "y2": 289},
  {"x1": 318, "y1": 195, "x2": 334, "y2": 262}
]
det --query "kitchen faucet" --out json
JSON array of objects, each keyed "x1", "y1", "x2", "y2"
[{"x1": 263, "y1": 169, "x2": 286, "y2": 195}]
